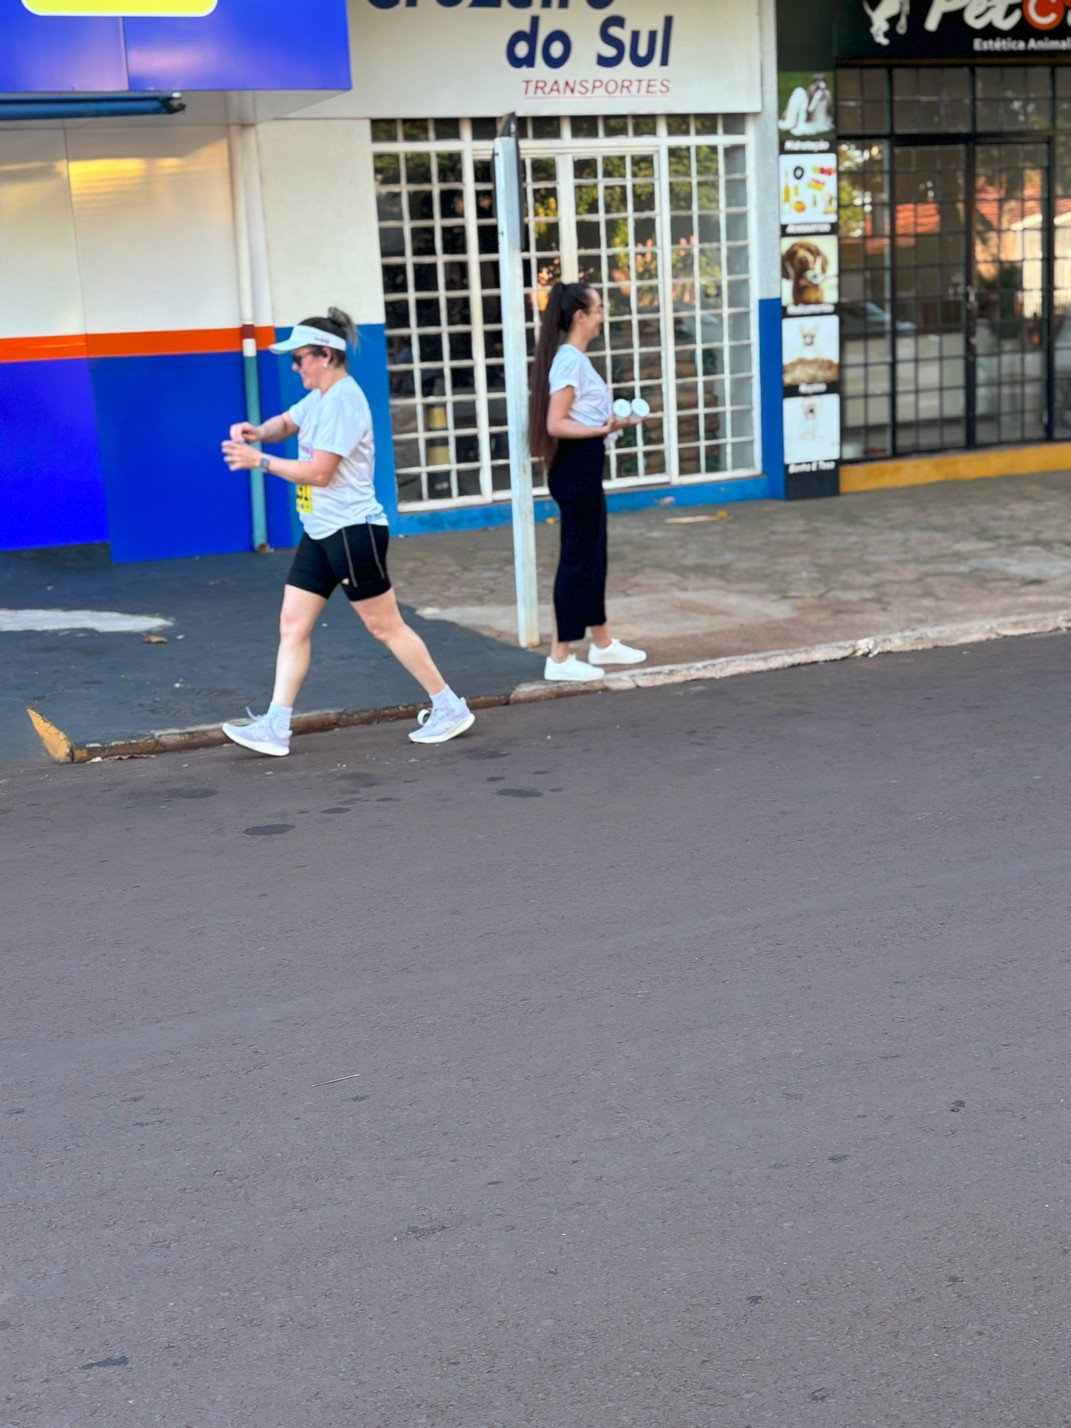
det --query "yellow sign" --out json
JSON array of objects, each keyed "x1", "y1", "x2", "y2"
[{"x1": 23, "y1": 1, "x2": 217, "y2": 14}]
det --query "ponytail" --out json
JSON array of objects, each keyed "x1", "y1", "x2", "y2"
[
  {"x1": 300, "y1": 306, "x2": 357, "y2": 367},
  {"x1": 527, "y1": 282, "x2": 594, "y2": 465}
]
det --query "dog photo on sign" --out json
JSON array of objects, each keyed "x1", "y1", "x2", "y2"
[
  {"x1": 777, "y1": 70, "x2": 835, "y2": 142},
  {"x1": 783, "y1": 393, "x2": 841, "y2": 464},
  {"x1": 781, "y1": 235, "x2": 838, "y2": 309},
  {"x1": 782, "y1": 314, "x2": 839, "y2": 388}
]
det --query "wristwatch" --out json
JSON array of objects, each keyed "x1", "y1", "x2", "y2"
[{"x1": 257, "y1": 455, "x2": 271, "y2": 474}]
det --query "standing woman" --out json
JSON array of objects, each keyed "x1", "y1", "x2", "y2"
[
  {"x1": 220, "y1": 308, "x2": 474, "y2": 754},
  {"x1": 528, "y1": 282, "x2": 647, "y2": 682}
]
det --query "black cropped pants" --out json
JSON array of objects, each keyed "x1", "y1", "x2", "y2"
[{"x1": 547, "y1": 436, "x2": 607, "y2": 644}]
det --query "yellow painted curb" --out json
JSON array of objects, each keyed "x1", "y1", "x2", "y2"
[
  {"x1": 26, "y1": 707, "x2": 75, "y2": 763},
  {"x1": 842, "y1": 443, "x2": 1071, "y2": 493}
]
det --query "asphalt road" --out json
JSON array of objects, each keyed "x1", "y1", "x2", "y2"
[{"x1": 4, "y1": 636, "x2": 1071, "y2": 1428}]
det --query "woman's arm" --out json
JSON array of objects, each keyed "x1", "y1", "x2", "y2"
[
  {"x1": 546, "y1": 387, "x2": 639, "y2": 440},
  {"x1": 546, "y1": 386, "x2": 612, "y2": 440},
  {"x1": 221, "y1": 441, "x2": 341, "y2": 489},
  {"x1": 228, "y1": 412, "x2": 300, "y2": 444}
]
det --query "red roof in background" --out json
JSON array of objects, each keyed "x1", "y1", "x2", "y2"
[
  {"x1": 856, "y1": 184, "x2": 1071, "y2": 242},
  {"x1": 894, "y1": 203, "x2": 940, "y2": 237}
]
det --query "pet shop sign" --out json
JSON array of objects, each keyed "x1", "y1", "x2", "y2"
[
  {"x1": 352, "y1": 0, "x2": 761, "y2": 115},
  {"x1": 840, "y1": 0, "x2": 1071, "y2": 56}
]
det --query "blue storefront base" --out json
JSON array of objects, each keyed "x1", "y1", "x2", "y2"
[
  {"x1": 91, "y1": 349, "x2": 252, "y2": 563},
  {"x1": 391, "y1": 475, "x2": 772, "y2": 537},
  {"x1": 0, "y1": 357, "x2": 108, "y2": 550},
  {"x1": 758, "y1": 296, "x2": 785, "y2": 501}
]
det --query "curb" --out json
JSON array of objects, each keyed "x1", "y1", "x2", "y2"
[
  {"x1": 63, "y1": 692, "x2": 516, "y2": 763},
  {"x1": 40, "y1": 608, "x2": 1071, "y2": 763}
]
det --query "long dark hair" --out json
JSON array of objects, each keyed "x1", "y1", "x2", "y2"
[
  {"x1": 528, "y1": 282, "x2": 595, "y2": 464},
  {"x1": 300, "y1": 306, "x2": 357, "y2": 367}
]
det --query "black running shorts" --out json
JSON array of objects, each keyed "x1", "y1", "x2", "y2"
[{"x1": 286, "y1": 523, "x2": 392, "y2": 603}]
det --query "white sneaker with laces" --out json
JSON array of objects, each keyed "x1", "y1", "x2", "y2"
[
  {"x1": 587, "y1": 638, "x2": 647, "y2": 667},
  {"x1": 543, "y1": 654, "x2": 605, "y2": 682},
  {"x1": 408, "y1": 699, "x2": 475, "y2": 745},
  {"x1": 221, "y1": 708, "x2": 291, "y2": 757}
]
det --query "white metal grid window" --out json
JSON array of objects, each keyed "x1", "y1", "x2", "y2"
[{"x1": 371, "y1": 114, "x2": 756, "y2": 508}]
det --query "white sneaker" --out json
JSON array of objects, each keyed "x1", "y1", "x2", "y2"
[
  {"x1": 587, "y1": 638, "x2": 647, "y2": 667},
  {"x1": 408, "y1": 699, "x2": 476, "y2": 745},
  {"x1": 221, "y1": 708, "x2": 291, "y2": 757},
  {"x1": 543, "y1": 654, "x2": 605, "y2": 682}
]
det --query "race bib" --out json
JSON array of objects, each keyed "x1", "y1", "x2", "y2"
[{"x1": 296, "y1": 484, "x2": 312, "y2": 515}]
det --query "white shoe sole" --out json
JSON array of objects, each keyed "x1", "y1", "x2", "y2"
[
  {"x1": 544, "y1": 664, "x2": 605, "y2": 682},
  {"x1": 222, "y1": 726, "x2": 291, "y2": 757},
  {"x1": 588, "y1": 653, "x2": 647, "y2": 667},
  {"x1": 408, "y1": 711, "x2": 476, "y2": 745}
]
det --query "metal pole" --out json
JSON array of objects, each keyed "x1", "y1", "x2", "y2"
[
  {"x1": 493, "y1": 114, "x2": 540, "y2": 649},
  {"x1": 228, "y1": 122, "x2": 268, "y2": 553}
]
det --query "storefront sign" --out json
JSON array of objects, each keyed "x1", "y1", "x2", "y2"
[
  {"x1": 352, "y1": 0, "x2": 761, "y2": 116},
  {"x1": 0, "y1": 0, "x2": 350, "y2": 91},
  {"x1": 776, "y1": 65, "x2": 841, "y2": 498},
  {"x1": 837, "y1": 0, "x2": 1071, "y2": 58}
]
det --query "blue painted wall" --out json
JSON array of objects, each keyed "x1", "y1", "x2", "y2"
[
  {"x1": 0, "y1": 358, "x2": 108, "y2": 549},
  {"x1": 90, "y1": 350, "x2": 252, "y2": 562},
  {"x1": 758, "y1": 296, "x2": 785, "y2": 501}
]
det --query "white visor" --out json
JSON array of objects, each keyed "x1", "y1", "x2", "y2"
[{"x1": 270, "y1": 322, "x2": 348, "y2": 354}]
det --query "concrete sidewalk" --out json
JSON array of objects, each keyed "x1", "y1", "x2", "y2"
[
  {"x1": 3, "y1": 470, "x2": 1071, "y2": 766},
  {"x1": 407, "y1": 470, "x2": 1071, "y2": 663}
]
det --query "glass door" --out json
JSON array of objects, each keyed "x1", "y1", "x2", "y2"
[
  {"x1": 971, "y1": 140, "x2": 1049, "y2": 447},
  {"x1": 890, "y1": 143, "x2": 969, "y2": 454},
  {"x1": 839, "y1": 66, "x2": 1071, "y2": 459}
]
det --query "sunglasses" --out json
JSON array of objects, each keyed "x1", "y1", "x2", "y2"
[{"x1": 291, "y1": 348, "x2": 326, "y2": 368}]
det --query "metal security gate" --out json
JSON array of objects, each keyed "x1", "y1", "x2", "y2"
[{"x1": 371, "y1": 114, "x2": 756, "y2": 509}]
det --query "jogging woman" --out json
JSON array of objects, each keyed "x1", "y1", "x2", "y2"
[
  {"x1": 220, "y1": 308, "x2": 474, "y2": 754},
  {"x1": 528, "y1": 282, "x2": 647, "y2": 682}
]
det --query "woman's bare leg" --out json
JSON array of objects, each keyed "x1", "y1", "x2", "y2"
[
  {"x1": 549, "y1": 607, "x2": 572, "y2": 663},
  {"x1": 272, "y1": 584, "x2": 327, "y2": 707},
  {"x1": 551, "y1": 609, "x2": 612, "y2": 660},
  {"x1": 352, "y1": 589, "x2": 447, "y2": 697}
]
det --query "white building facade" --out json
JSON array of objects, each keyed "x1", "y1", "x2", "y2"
[{"x1": 0, "y1": 0, "x2": 783, "y2": 560}]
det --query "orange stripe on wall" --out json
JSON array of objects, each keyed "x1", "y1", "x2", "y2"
[
  {"x1": 0, "y1": 327, "x2": 279, "y2": 363},
  {"x1": 0, "y1": 334, "x2": 89, "y2": 362}
]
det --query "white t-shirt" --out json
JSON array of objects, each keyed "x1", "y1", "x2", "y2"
[
  {"x1": 549, "y1": 344, "x2": 613, "y2": 442},
  {"x1": 288, "y1": 375, "x2": 386, "y2": 539}
]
